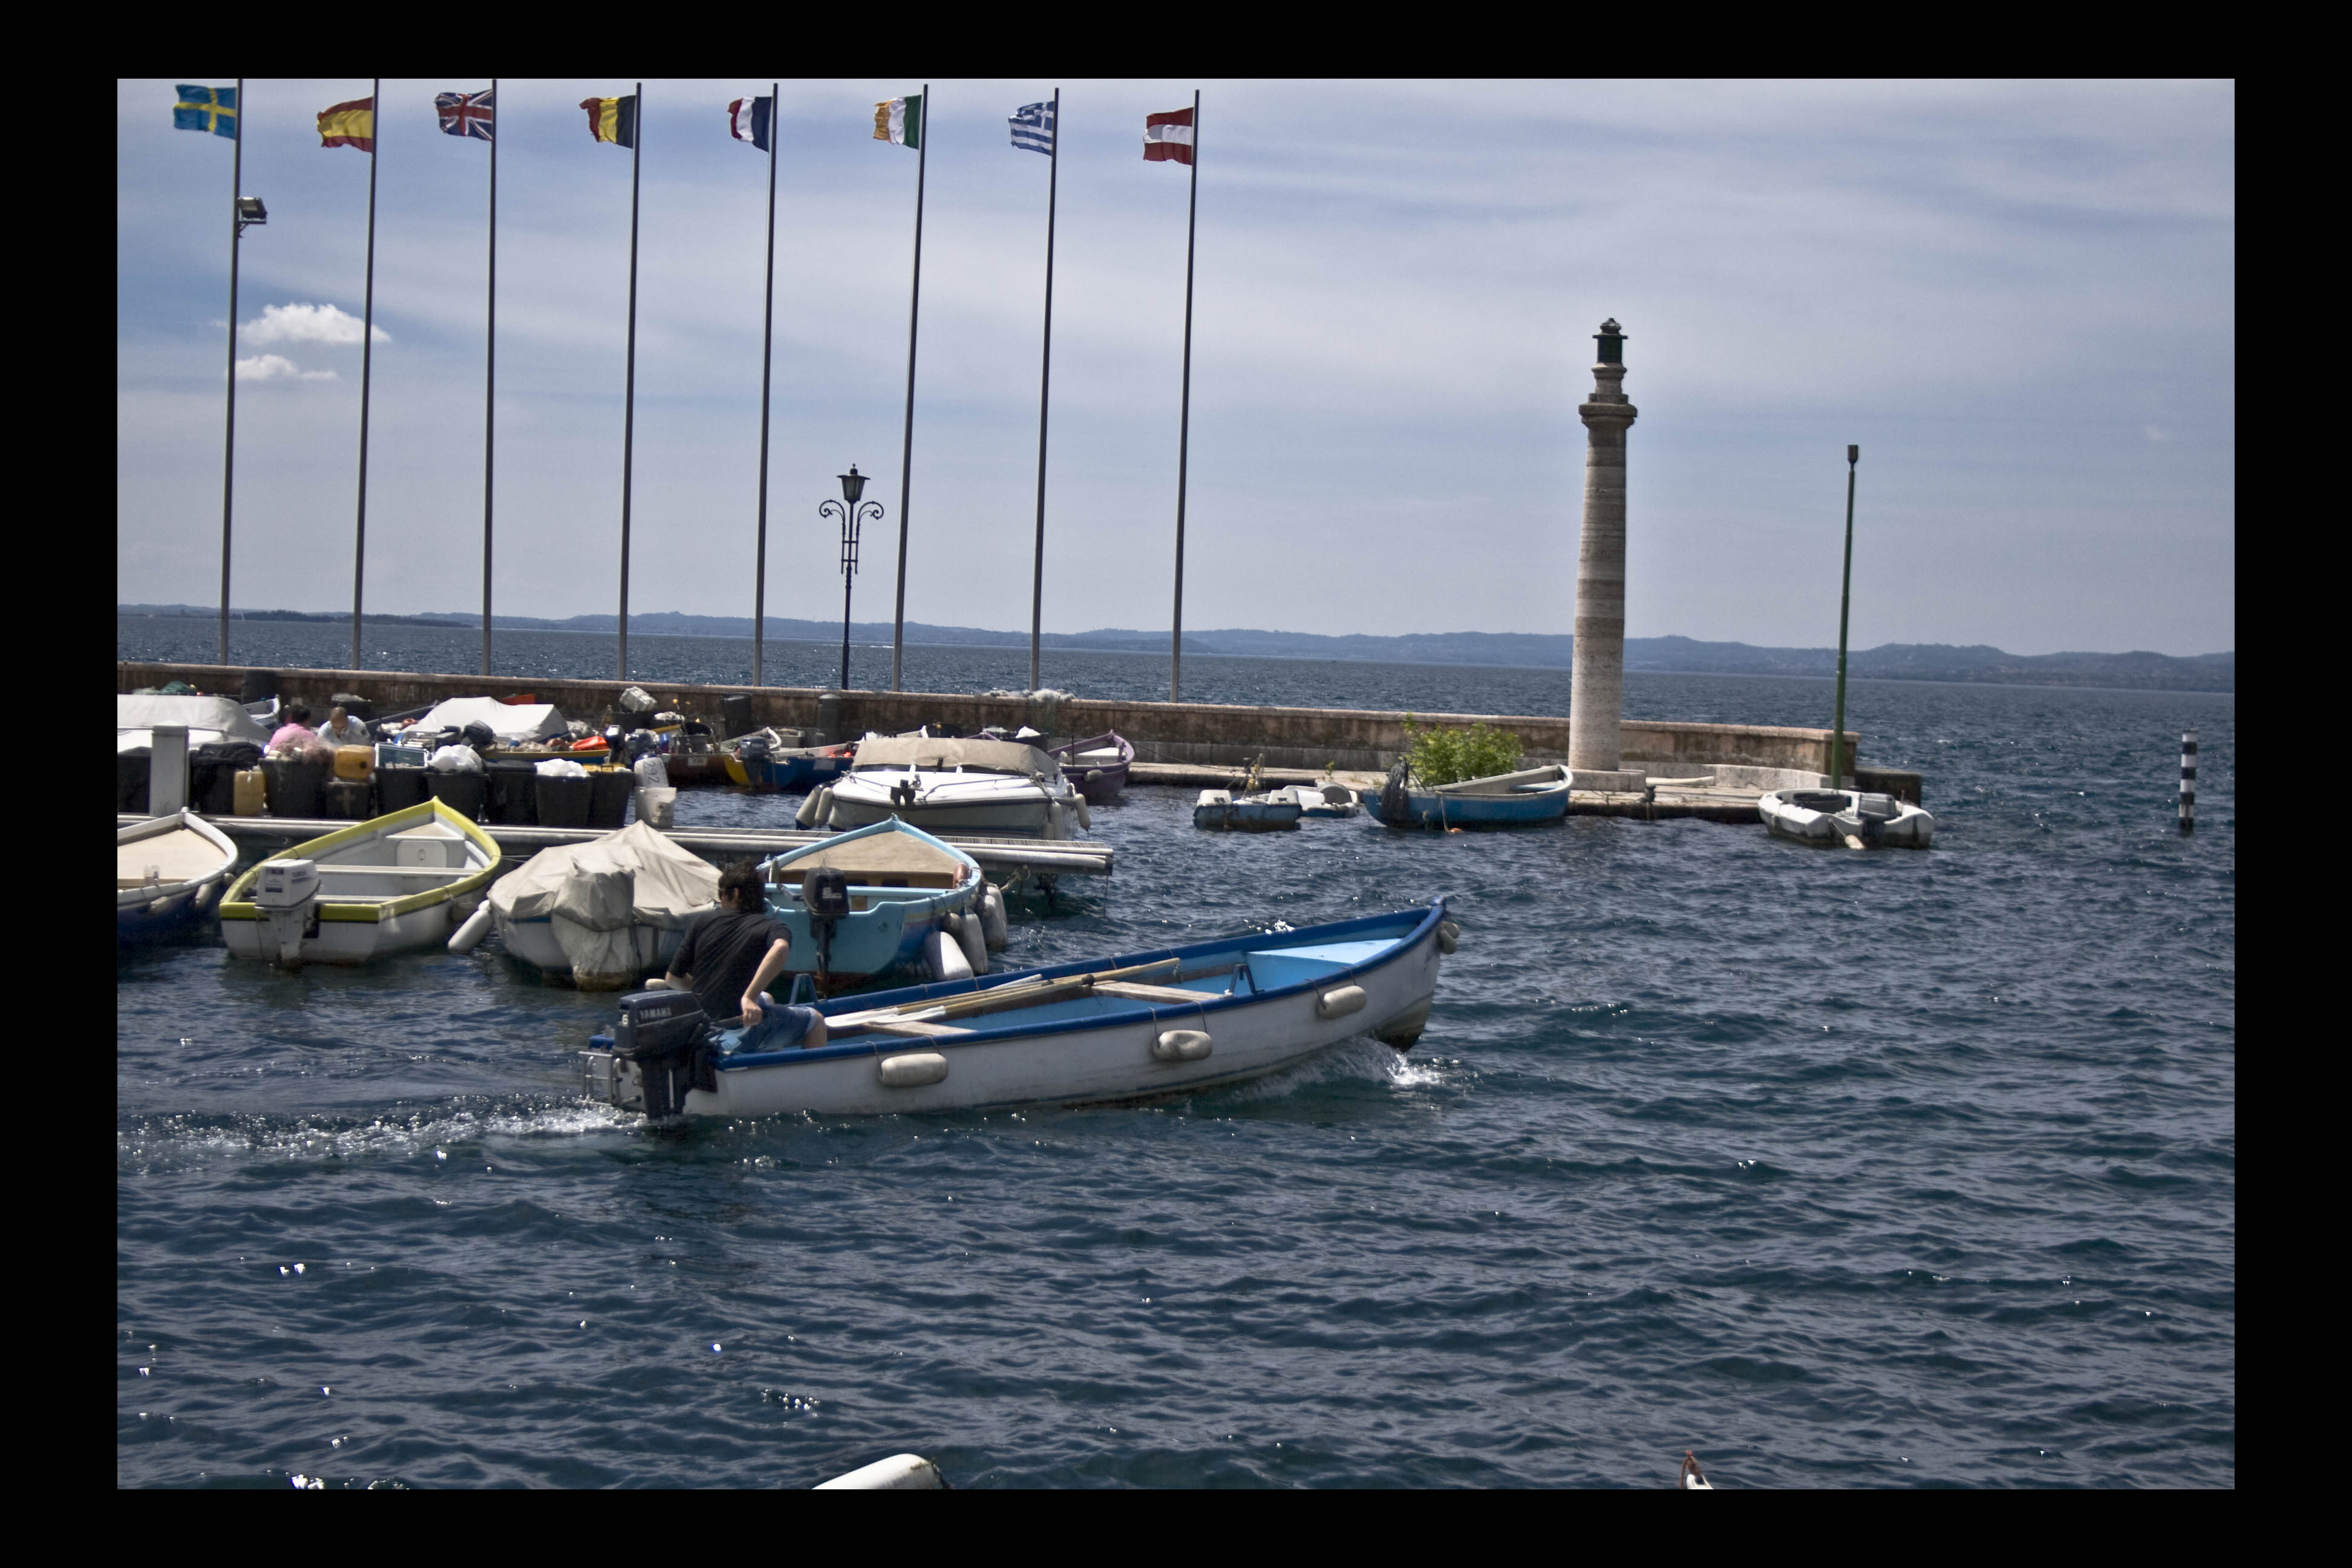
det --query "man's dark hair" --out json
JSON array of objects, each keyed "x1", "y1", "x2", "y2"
[
  {"x1": 287, "y1": 703, "x2": 311, "y2": 724},
  {"x1": 716, "y1": 860, "x2": 766, "y2": 910}
]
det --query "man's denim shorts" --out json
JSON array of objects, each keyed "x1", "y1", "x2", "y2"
[{"x1": 733, "y1": 1000, "x2": 823, "y2": 1053}]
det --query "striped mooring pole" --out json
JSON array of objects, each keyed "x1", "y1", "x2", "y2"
[{"x1": 2178, "y1": 728, "x2": 2197, "y2": 834}]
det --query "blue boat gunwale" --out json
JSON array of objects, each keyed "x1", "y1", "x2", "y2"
[{"x1": 716, "y1": 900, "x2": 1448, "y2": 1072}]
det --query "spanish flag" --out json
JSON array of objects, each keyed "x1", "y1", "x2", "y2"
[
  {"x1": 318, "y1": 96, "x2": 374, "y2": 153},
  {"x1": 580, "y1": 94, "x2": 638, "y2": 149}
]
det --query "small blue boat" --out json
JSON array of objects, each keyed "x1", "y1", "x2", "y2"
[
  {"x1": 117, "y1": 809, "x2": 240, "y2": 946},
  {"x1": 1361, "y1": 765, "x2": 1572, "y2": 828},
  {"x1": 759, "y1": 818, "x2": 985, "y2": 985}
]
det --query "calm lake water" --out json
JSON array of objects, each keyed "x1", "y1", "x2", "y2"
[{"x1": 117, "y1": 619, "x2": 2235, "y2": 1488}]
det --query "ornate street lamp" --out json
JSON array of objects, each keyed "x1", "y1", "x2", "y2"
[{"x1": 819, "y1": 466, "x2": 884, "y2": 691}]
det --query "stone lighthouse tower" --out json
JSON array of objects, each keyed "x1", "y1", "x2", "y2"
[{"x1": 1569, "y1": 319, "x2": 1638, "y2": 779}]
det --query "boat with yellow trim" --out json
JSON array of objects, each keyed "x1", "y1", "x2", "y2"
[{"x1": 218, "y1": 799, "x2": 502, "y2": 965}]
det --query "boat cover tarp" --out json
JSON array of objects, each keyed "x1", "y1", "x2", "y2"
[
  {"x1": 851, "y1": 736, "x2": 1057, "y2": 776},
  {"x1": 489, "y1": 822, "x2": 720, "y2": 982},
  {"x1": 117, "y1": 693, "x2": 272, "y2": 749},
  {"x1": 418, "y1": 697, "x2": 567, "y2": 745}
]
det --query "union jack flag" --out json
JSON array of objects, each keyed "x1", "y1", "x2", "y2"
[{"x1": 436, "y1": 89, "x2": 495, "y2": 142}]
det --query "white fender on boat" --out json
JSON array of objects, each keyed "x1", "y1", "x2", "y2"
[
  {"x1": 877, "y1": 1052, "x2": 949, "y2": 1088},
  {"x1": 1074, "y1": 797, "x2": 1092, "y2": 831},
  {"x1": 447, "y1": 902, "x2": 494, "y2": 955},
  {"x1": 979, "y1": 883, "x2": 1008, "y2": 950},
  {"x1": 796, "y1": 786, "x2": 832, "y2": 828},
  {"x1": 1153, "y1": 1030, "x2": 1212, "y2": 1062},
  {"x1": 194, "y1": 881, "x2": 220, "y2": 911},
  {"x1": 923, "y1": 927, "x2": 973, "y2": 984},
  {"x1": 955, "y1": 909, "x2": 988, "y2": 975},
  {"x1": 1047, "y1": 800, "x2": 1069, "y2": 840},
  {"x1": 814, "y1": 1453, "x2": 946, "y2": 1489},
  {"x1": 1437, "y1": 921, "x2": 1460, "y2": 955},
  {"x1": 1316, "y1": 984, "x2": 1367, "y2": 1019}
]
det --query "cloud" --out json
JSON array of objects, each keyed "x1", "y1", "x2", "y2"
[
  {"x1": 235, "y1": 354, "x2": 338, "y2": 382},
  {"x1": 2145, "y1": 425, "x2": 2172, "y2": 443},
  {"x1": 240, "y1": 302, "x2": 389, "y2": 347}
]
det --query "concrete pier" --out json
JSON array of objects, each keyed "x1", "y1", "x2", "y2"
[
  {"x1": 1569, "y1": 319, "x2": 1638, "y2": 780},
  {"x1": 119, "y1": 661, "x2": 1865, "y2": 785}
]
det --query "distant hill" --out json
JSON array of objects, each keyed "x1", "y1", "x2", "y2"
[{"x1": 117, "y1": 606, "x2": 2233, "y2": 692}]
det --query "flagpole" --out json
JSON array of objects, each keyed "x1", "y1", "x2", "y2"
[
  {"x1": 219, "y1": 77, "x2": 246, "y2": 667},
  {"x1": 753, "y1": 83, "x2": 779, "y2": 688},
  {"x1": 351, "y1": 77, "x2": 380, "y2": 673},
  {"x1": 1028, "y1": 88, "x2": 1060, "y2": 697},
  {"x1": 889, "y1": 84, "x2": 929, "y2": 694},
  {"x1": 482, "y1": 79, "x2": 498, "y2": 677},
  {"x1": 1170, "y1": 89, "x2": 1200, "y2": 703},
  {"x1": 618, "y1": 83, "x2": 643, "y2": 682}
]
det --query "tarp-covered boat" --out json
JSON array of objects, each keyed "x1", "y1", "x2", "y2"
[
  {"x1": 758, "y1": 818, "x2": 985, "y2": 985},
  {"x1": 116, "y1": 693, "x2": 273, "y2": 757},
  {"x1": 1193, "y1": 789, "x2": 1302, "y2": 831},
  {"x1": 117, "y1": 809, "x2": 240, "y2": 946},
  {"x1": 220, "y1": 799, "x2": 501, "y2": 964},
  {"x1": 1361, "y1": 765, "x2": 1571, "y2": 828},
  {"x1": 485, "y1": 821, "x2": 720, "y2": 988},
  {"x1": 412, "y1": 696, "x2": 567, "y2": 746},
  {"x1": 581, "y1": 902, "x2": 1458, "y2": 1119},
  {"x1": 1759, "y1": 788, "x2": 1934, "y2": 849}
]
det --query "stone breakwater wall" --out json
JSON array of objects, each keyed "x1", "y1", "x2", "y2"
[{"x1": 117, "y1": 662, "x2": 1860, "y2": 777}]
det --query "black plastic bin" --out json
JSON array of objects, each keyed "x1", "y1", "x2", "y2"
[
  {"x1": 191, "y1": 742, "x2": 261, "y2": 815},
  {"x1": 587, "y1": 768, "x2": 632, "y2": 829},
  {"x1": 240, "y1": 670, "x2": 280, "y2": 704},
  {"x1": 536, "y1": 772, "x2": 592, "y2": 828},
  {"x1": 262, "y1": 758, "x2": 327, "y2": 818},
  {"x1": 426, "y1": 770, "x2": 487, "y2": 820},
  {"x1": 325, "y1": 777, "x2": 373, "y2": 819},
  {"x1": 376, "y1": 765, "x2": 431, "y2": 812},
  {"x1": 117, "y1": 753, "x2": 151, "y2": 812},
  {"x1": 720, "y1": 693, "x2": 754, "y2": 737},
  {"x1": 486, "y1": 762, "x2": 539, "y2": 825}
]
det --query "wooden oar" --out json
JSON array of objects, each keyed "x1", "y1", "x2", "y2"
[{"x1": 831, "y1": 957, "x2": 1182, "y2": 1030}]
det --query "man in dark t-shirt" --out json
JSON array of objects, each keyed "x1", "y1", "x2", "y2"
[{"x1": 665, "y1": 863, "x2": 827, "y2": 1051}]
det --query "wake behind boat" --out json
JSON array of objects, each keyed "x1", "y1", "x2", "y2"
[{"x1": 581, "y1": 902, "x2": 1459, "y2": 1119}]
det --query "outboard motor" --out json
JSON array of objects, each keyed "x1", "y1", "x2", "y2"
[
  {"x1": 1380, "y1": 758, "x2": 1411, "y2": 824},
  {"x1": 803, "y1": 866, "x2": 852, "y2": 989},
  {"x1": 589, "y1": 988, "x2": 715, "y2": 1119},
  {"x1": 253, "y1": 858, "x2": 321, "y2": 965}
]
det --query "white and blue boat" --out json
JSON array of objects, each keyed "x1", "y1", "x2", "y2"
[
  {"x1": 581, "y1": 902, "x2": 1459, "y2": 1119},
  {"x1": 758, "y1": 818, "x2": 987, "y2": 985},
  {"x1": 117, "y1": 809, "x2": 239, "y2": 947},
  {"x1": 1193, "y1": 788, "x2": 1302, "y2": 831},
  {"x1": 1361, "y1": 765, "x2": 1572, "y2": 828}
]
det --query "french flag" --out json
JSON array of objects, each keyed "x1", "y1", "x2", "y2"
[{"x1": 729, "y1": 95, "x2": 773, "y2": 153}]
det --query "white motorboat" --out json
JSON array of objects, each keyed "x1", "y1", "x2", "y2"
[
  {"x1": 822, "y1": 735, "x2": 1088, "y2": 839},
  {"x1": 117, "y1": 809, "x2": 240, "y2": 946},
  {"x1": 1759, "y1": 788, "x2": 1934, "y2": 849},
  {"x1": 220, "y1": 799, "x2": 502, "y2": 964},
  {"x1": 1194, "y1": 788, "x2": 1302, "y2": 831},
  {"x1": 483, "y1": 820, "x2": 720, "y2": 988},
  {"x1": 581, "y1": 903, "x2": 1458, "y2": 1119}
]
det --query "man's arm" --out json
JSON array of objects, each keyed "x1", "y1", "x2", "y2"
[{"x1": 738, "y1": 938, "x2": 794, "y2": 1024}]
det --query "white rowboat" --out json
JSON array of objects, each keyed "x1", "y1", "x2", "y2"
[{"x1": 220, "y1": 799, "x2": 503, "y2": 964}]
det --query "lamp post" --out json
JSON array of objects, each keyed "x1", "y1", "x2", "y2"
[{"x1": 820, "y1": 466, "x2": 884, "y2": 691}]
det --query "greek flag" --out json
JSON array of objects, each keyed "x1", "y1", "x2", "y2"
[{"x1": 1008, "y1": 100, "x2": 1054, "y2": 156}]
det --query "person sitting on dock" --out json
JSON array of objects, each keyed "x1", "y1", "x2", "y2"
[
  {"x1": 267, "y1": 704, "x2": 335, "y2": 763},
  {"x1": 319, "y1": 705, "x2": 370, "y2": 746},
  {"x1": 666, "y1": 861, "x2": 827, "y2": 1053}
]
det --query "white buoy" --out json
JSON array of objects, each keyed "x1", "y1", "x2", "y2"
[
  {"x1": 1074, "y1": 797, "x2": 1092, "y2": 831},
  {"x1": 446, "y1": 903, "x2": 494, "y2": 955},
  {"x1": 795, "y1": 786, "x2": 832, "y2": 829},
  {"x1": 877, "y1": 1053, "x2": 949, "y2": 1088},
  {"x1": 979, "y1": 883, "x2": 1008, "y2": 950},
  {"x1": 814, "y1": 1453, "x2": 946, "y2": 1489},
  {"x1": 953, "y1": 909, "x2": 988, "y2": 975},
  {"x1": 923, "y1": 927, "x2": 973, "y2": 984},
  {"x1": 1153, "y1": 1030, "x2": 1212, "y2": 1062}
]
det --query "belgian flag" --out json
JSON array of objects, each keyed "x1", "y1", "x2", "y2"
[{"x1": 580, "y1": 94, "x2": 638, "y2": 148}]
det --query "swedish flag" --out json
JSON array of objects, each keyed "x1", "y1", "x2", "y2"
[{"x1": 175, "y1": 84, "x2": 238, "y2": 140}]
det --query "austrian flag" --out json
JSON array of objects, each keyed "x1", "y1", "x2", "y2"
[{"x1": 1143, "y1": 107, "x2": 1194, "y2": 164}]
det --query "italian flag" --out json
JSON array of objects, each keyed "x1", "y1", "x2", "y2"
[
  {"x1": 874, "y1": 94, "x2": 922, "y2": 149},
  {"x1": 1143, "y1": 106, "x2": 1193, "y2": 165}
]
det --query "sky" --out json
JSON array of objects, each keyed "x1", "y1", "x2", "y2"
[{"x1": 116, "y1": 79, "x2": 2235, "y2": 656}]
